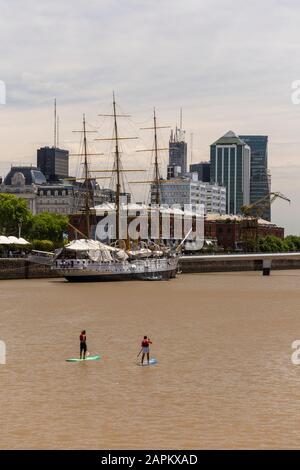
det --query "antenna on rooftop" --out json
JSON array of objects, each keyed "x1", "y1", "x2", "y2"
[
  {"x1": 54, "y1": 98, "x2": 57, "y2": 148},
  {"x1": 57, "y1": 115, "x2": 60, "y2": 148}
]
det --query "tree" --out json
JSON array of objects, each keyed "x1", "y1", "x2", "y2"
[
  {"x1": 0, "y1": 194, "x2": 32, "y2": 236},
  {"x1": 29, "y1": 212, "x2": 68, "y2": 245},
  {"x1": 257, "y1": 235, "x2": 289, "y2": 253},
  {"x1": 31, "y1": 240, "x2": 54, "y2": 252},
  {"x1": 283, "y1": 238, "x2": 296, "y2": 252},
  {"x1": 243, "y1": 239, "x2": 258, "y2": 253},
  {"x1": 285, "y1": 235, "x2": 300, "y2": 251}
]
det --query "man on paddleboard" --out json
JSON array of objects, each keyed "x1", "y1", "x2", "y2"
[
  {"x1": 80, "y1": 330, "x2": 87, "y2": 359},
  {"x1": 141, "y1": 336, "x2": 152, "y2": 365}
]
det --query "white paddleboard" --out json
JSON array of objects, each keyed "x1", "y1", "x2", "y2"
[
  {"x1": 137, "y1": 358, "x2": 157, "y2": 366},
  {"x1": 66, "y1": 355, "x2": 100, "y2": 363}
]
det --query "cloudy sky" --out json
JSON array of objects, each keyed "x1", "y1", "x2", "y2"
[{"x1": 1, "y1": 0, "x2": 300, "y2": 233}]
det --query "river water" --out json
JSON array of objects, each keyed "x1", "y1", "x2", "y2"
[{"x1": 1, "y1": 271, "x2": 300, "y2": 449}]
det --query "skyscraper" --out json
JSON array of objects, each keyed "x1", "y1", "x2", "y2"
[
  {"x1": 37, "y1": 146, "x2": 69, "y2": 182},
  {"x1": 239, "y1": 135, "x2": 270, "y2": 221},
  {"x1": 167, "y1": 128, "x2": 187, "y2": 179},
  {"x1": 210, "y1": 131, "x2": 251, "y2": 215},
  {"x1": 189, "y1": 162, "x2": 210, "y2": 182}
]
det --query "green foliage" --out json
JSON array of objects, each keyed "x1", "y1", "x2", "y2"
[
  {"x1": 243, "y1": 239, "x2": 258, "y2": 253},
  {"x1": 0, "y1": 194, "x2": 32, "y2": 236},
  {"x1": 30, "y1": 239, "x2": 54, "y2": 252},
  {"x1": 285, "y1": 235, "x2": 300, "y2": 251},
  {"x1": 243, "y1": 235, "x2": 300, "y2": 253},
  {"x1": 0, "y1": 195, "x2": 69, "y2": 246},
  {"x1": 29, "y1": 213, "x2": 68, "y2": 245},
  {"x1": 254, "y1": 235, "x2": 300, "y2": 253}
]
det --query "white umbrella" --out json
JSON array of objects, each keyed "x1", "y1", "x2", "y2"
[
  {"x1": 0, "y1": 236, "x2": 11, "y2": 245},
  {"x1": 16, "y1": 237, "x2": 30, "y2": 245},
  {"x1": 7, "y1": 236, "x2": 30, "y2": 245},
  {"x1": 8, "y1": 236, "x2": 21, "y2": 244}
]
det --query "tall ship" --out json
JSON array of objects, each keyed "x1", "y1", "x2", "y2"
[{"x1": 31, "y1": 95, "x2": 181, "y2": 281}]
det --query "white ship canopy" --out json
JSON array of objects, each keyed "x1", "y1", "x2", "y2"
[
  {"x1": 126, "y1": 203, "x2": 149, "y2": 212},
  {"x1": 65, "y1": 239, "x2": 128, "y2": 262},
  {"x1": 0, "y1": 236, "x2": 30, "y2": 245},
  {"x1": 93, "y1": 202, "x2": 117, "y2": 214},
  {"x1": 127, "y1": 248, "x2": 152, "y2": 258},
  {"x1": 65, "y1": 239, "x2": 117, "y2": 252},
  {"x1": 160, "y1": 207, "x2": 184, "y2": 215},
  {"x1": 94, "y1": 203, "x2": 202, "y2": 217}
]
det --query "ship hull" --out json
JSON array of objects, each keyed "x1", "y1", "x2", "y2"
[
  {"x1": 65, "y1": 270, "x2": 176, "y2": 282},
  {"x1": 56, "y1": 257, "x2": 178, "y2": 282}
]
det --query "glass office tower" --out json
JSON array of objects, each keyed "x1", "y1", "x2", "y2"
[
  {"x1": 210, "y1": 131, "x2": 251, "y2": 215},
  {"x1": 239, "y1": 135, "x2": 270, "y2": 221}
]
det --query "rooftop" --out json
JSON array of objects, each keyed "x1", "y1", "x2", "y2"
[
  {"x1": 205, "y1": 213, "x2": 277, "y2": 226},
  {"x1": 4, "y1": 166, "x2": 47, "y2": 186},
  {"x1": 212, "y1": 130, "x2": 246, "y2": 146}
]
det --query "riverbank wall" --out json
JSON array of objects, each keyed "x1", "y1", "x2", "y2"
[
  {"x1": 0, "y1": 259, "x2": 58, "y2": 279},
  {"x1": 179, "y1": 257, "x2": 300, "y2": 273},
  {"x1": 0, "y1": 257, "x2": 300, "y2": 280}
]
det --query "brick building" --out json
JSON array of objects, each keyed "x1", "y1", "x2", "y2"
[{"x1": 204, "y1": 214, "x2": 284, "y2": 251}]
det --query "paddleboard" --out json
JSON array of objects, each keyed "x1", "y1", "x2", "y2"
[
  {"x1": 66, "y1": 355, "x2": 100, "y2": 363},
  {"x1": 137, "y1": 358, "x2": 157, "y2": 366}
]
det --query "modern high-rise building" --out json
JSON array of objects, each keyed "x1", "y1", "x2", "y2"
[
  {"x1": 150, "y1": 176, "x2": 226, "y2": 214},
  {"x1": 239, "y1": 135, "x2": 271, "y2": 221},
  {"x1": 189, "y1": 162, "x2": 210, "y2": 182},
  {"x1": 37, "y1": 146, "x2": 69, "y2": 182},
  {"x1": 167, "y1": 128, "x2": 187, "y2": 178},
  {"x1": 210, "y1": 131, "x2": 251, "y2": 215}
]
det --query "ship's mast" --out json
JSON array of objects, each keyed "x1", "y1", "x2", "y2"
[
  {"x1": 153, "y1": 108, "x2": 160, "y2": 205},
  {"x1": 132, "y1": 112, "x2": 170, "y2": 203},
  {"x1": 113, "y1": 93, "x2": 121, "y2": 241},
  {"x1": 83, "y1": 114, "x2": 91, "y2": 238},
  {"x1": 70, "y1": 116, "x2": 104, "y2": 238},
  {"x1": 95, "y1": 94, "x2": 141, "y2": 245}
]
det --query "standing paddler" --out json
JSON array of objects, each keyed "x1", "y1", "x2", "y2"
[
  {"x1": 80, "y1": 330, "x2": 87, "y2": 360},
  {"x1": 139, "y1": 335, "x2": 152, "y2": 365}
]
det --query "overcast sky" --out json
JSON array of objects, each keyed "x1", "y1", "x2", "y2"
[{"x1": 0, "y1": 0, "x2": 300, "y2": 233}]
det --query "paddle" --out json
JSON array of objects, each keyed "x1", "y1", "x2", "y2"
[{"x1": 137, "y1": 348, "x2": 143, "y2": 358}]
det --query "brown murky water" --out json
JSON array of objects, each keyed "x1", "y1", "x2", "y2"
[{"x1": 1, "y1": 272, "x2": 300, "y2": 449}]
